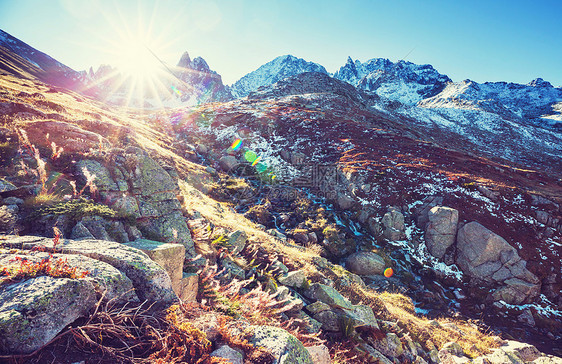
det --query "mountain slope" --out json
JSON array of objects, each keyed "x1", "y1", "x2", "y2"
[
  {"x1": 230, "y1": 55, "x2": 328, "y2": 98},
  {"x1": 0, "y1": 29, "x2": 91, "y2": 94}
]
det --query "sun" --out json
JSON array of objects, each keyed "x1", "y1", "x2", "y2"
[{"x1": 113, "y1": 36, "x2": 162, "y2": 81}]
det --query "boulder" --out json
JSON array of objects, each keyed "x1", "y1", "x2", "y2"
[
  {"x1": 0, "y1": 276, "x2": 97, "y2": 354},
  {"x1": 425, "y1": 206, "x2": 458, "y2": 259},
  {"x1": 382, "y1": 208, "x2": 405, "y2": 241},
  {"x1": 211, "y1": 345, "x2": 244, "y2": 364},
  {"x1": 0, "y1": 178, "x2": 17, "y2": 193},
  {"x1": 227, "y1": 230, "x2": 247, "y2": 255},
  {"x1": 70, "y1": 221, "x2": 95, "y2": 239},
  {"x1": 345, "y1": 251, "x2": 386, "y2": 276},
  {"x1": 303, "y1": 283, "x2": 353, "y2": 310},
  {"x1": 177, "y1": 273, "x2": 199, "y2": 302},
  {"x1": 456, "y1": 222, "x2": 539, "y2": 303},
  {"x1": 219, "y1": 155, "x2": 239, "y2": 171},
  {"x1": 278, "y1": 270, "x2": 307, "y2": 289},
  {"x1": 124, "y1": 239, "x2": 185, "y2": 290},
  {"x1": 492, "y1": 278, "x2": 541, "y2": 305},
  {"x1": 1, "y1": 236, "x2": 177, "y2": 303},
  {"x1": 306, "y1": 345, "x2": 331, "y2": 364},
  {"x1": 248, "y1": 325, "x2": 313, "y2": 364}
]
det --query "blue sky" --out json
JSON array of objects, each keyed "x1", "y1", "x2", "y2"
[{"x1": 0, "y1": 0, "x2": 560, "y2": 86}]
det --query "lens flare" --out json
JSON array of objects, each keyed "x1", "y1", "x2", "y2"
[
  {"x1": 251, "y1": 156, "x2": 262, "y2": 166},
  {"x1": 244, "y1": 150, "x2": 258, "y2": 163},
  {"x1": 384, "y1": 267, "x2": 394, "y2": 278},
  {"x1": 231, "y1": 139, "x2": 242, "y2": 151}
]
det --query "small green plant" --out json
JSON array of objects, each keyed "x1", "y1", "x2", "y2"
[{"x1": 33, "y1": 198, "x2": 117, "y2": 220}]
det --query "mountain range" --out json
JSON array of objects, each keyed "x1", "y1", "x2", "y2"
[{"x1": 0, "y1": 27, "x2": 561, "y2": 362}]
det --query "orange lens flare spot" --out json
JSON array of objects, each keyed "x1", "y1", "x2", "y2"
[{"x1": 384, "y1": 268, "x2": 393, "y2": 278}]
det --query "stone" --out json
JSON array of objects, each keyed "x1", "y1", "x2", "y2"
[
  {"x1": 0, "y1": 276, "x2": 97, "y2": 354},
  {"x1": 1, "y1": 236, "x2": 177, "y2": 303},
  {"x1": 248, "y1": 325, "x2": 313, "y2": 364},
  {"x1": 211, "y1": 345, "x2": 244, "y2": 364},
  {"x1": 312, "y1": 310, "x2": 341, "y2": 332},
  {"x1": 278, "y1": 270, "x2": 307, "y2": 289},
  {"x1": 425, "y1": 206, "x2": 459, "y2": 259},
  {"x1": 499, "y1": 340, "x2": 540, "y2": 362},
  {"x1": 0, "y1": 178, "x2": 17, "y2": 193},
  {"x1": 385, "y1": 333, "x2": 404, "y2": 357},
  {"x1": 80, "y1": 216, "x2": 111, "y2": 241},
  {"x1": 124, "y1": 239, "x2": 185, "y2": 292},
  {"x1": 517, "y1": 309, "x2": 536, "y2": 326},
  {"x1": 70, "y1": 222, "x2": 95, "y2": 240},
  {"x1": 359, "y1": 343, "x2": 393, "y2": 364},
  {"x1": 2, "y1": 197, "x2": 23, "y2": 205},
  {"x1": 219, "y1": 155, "x2": 239, "y2": 171},
  {"x1": 227, "y1": 230, "x2": 247, "y2": 255},
  {"x1": 306, "y1": 345, "x2": 331, "y2": 364},
  {"x1": 303, "y1": 283, "x2": 353, "y2": 310},
  {"x1": 440, "y1": 341, "x2": 464, "y2": 356},
  {"x1": 345, "y1": 251, "x2": 386, "y2": 275},
  {"x1": 336, "y1": 192, "x2": 355, "y2": 210},
  {"x1": 305, "y1": 301, "x2": 331, "y2": 315},
  {"x1": 0, "y1": 205, "x2": 18, "y2": 234},
  {"x1": 492, "y1": 278, "x2": 541, "y2": 305},
  {"x1": 290, "y1": 311, "x2": 322, "y2": 333},
  {"x1": 342, "y1": 304, "x2": 379, "y2": 330},
  {"x1": 178, "y1": 273, "x2": 198, "y2": 302},
  {"x1": 382, "y1": 208, "x2": 405, "y2": 241},
  {"x1": 221, "y1": 257, "x2": 246, "y2": 280}
]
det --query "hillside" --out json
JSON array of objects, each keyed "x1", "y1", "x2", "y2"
[{"x1": 0, "y1": 30, "x2": 561, "y2": 364}]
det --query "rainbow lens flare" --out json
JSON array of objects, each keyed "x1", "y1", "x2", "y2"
[
  {"x1": 231, "y1": 139, "x2": 242, "y2": 151},
  {"x1": 251, "y1": 156, "x2": 262, "y2": 166},
  {"x1": 384, "y1": 267, "x2": 394, "y2": 278}
]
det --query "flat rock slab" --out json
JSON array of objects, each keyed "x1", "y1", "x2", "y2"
[
  {"x1": 124, "y1": 239, "x2": 185, "y2": 284},
  {"x1": 0, "y1": 236, "x2": 176, "y2": 303},
  {"x1": 248, "y1": 325, "x2": 313, "y2": 364},
  {"x1": 0, "y1": 276, "x2": 97, "y2": 354}
]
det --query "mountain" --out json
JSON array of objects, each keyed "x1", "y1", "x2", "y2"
[
  {"x1": 0, "y1": 29, "x2": 92, "y2": 94},
  {"x1": 230, "y1": 54, "x2": 328, "y2": 98},
  {"x1": 334, "y1": 56, "x2": 451, "y2": 104},
  {"x1": 175, "y1": 51, "x2": 232, "y2": 104}
]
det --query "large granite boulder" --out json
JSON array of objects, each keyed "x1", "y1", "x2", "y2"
[
  {"x1": 425, "y1": 206, "x2": 458, "y2": 259},
  {"x1": 345, "y1": 251, "x2": 386, "y2": 276},
  {"x1": 456, "y1": 222, "x2": 539, "y2": 304},
  {"x1": 1, "y1": 236, "x2": 177, "y2": 303},
  {"x1": 0, "y1": 276, "x2": 97, "y2": 354},
  {"x1": 382, "y1": 208, "x2": 405, "y2": 241}
]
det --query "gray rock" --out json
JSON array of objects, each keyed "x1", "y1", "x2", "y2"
[
  {"x1": 0, "y1": 276, "x2": 97, "y2": 354},
  {"x1": 211, "y1": 345, "x2": 244, "y2": 364},
  {"x1": 0, "y1": 205, "x2": 18, "y2": 234},
  {"x1": 80, "y1": 216, "x2": 111, "y2": 240},
  {"x1": 382, "y1": 208, "x2": 405, "y2": 241},
  {"x1": 306, "y1": 345, "x2": 330, "y2": 364},
  {"x1": 2, "y1": 197, "x2": 23, "y2": 205},
  {"x1": 440, "y1": 341, "x2": 464, "y2": 356},
  {"x1": 303, "y1": 283, "x2": 352, "y2": 309},
  {"x1": 248, "y1": 325, "x2": 313, "y2": 364},
  {"x1": 227, "y1": 230, "x2": 247, "y2": 255},
  {"x1": 278, "y1": 270, "x2": 307, "y2": 289},
  {"x1": 312, "y1": 310, "x2": 341, "y2": 332},
  {"x1": 345, "y1": 251, "x2": 386, "y2": 275},
  {"x1": 0, "y1": 178, "x2": 17, "y2": 193},
  {"x1": 425, "y1": 206, "x2": 458, "y2": 259},
  {"x1": 342, "y1": 304, "x2": 379, "y2": 330},
  {"x1": 219, "y1": 155, "x2": 239, "y2": 171},
  {"x1": 1, "y1": 236, "x2": 177, "y2": 303},
  {"x1": 492, "y1": 279, "x2": 541, "y2": 305},
  {"x1": 517, "y1": 309, "x2": 536, "y2": 326},
  {"x1": 70, "y1": 222, "x2": 95, "y2": 240},
  {"x1": 305, "y1": 301, "x2": 331, "y2": 315}
]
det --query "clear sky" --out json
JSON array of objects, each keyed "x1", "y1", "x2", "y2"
[{"x1": 0, "y1": 0, "x2": 561, "y2": 86}]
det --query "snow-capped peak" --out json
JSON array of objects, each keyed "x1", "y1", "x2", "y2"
[{"x1": 230, "y1": 54, "x2": 328, "y2": 98}]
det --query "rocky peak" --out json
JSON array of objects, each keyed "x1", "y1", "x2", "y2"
[
  {"x1": 191, "y1": 56, "x2": 211, "y2": 72},
  {"x1": 527, "y1": 77, "x2": 553, "y2": 88},
  {"x1": 230, "y1": 54, "x2": 328, "y2": 98},
  {"x1": 177, "y1": 51, "x2": 192, "y2": 69}
]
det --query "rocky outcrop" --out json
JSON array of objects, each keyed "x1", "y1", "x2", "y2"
[
  {"x1": 425, "y1": 206, "x2": 458, "y2": 259},
  {"x1": 75, "y1": 147, "x2": 194, "y2": 256},
  {"x1": 456, "y1": 222, "x2": 540, "y2": 304}
]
